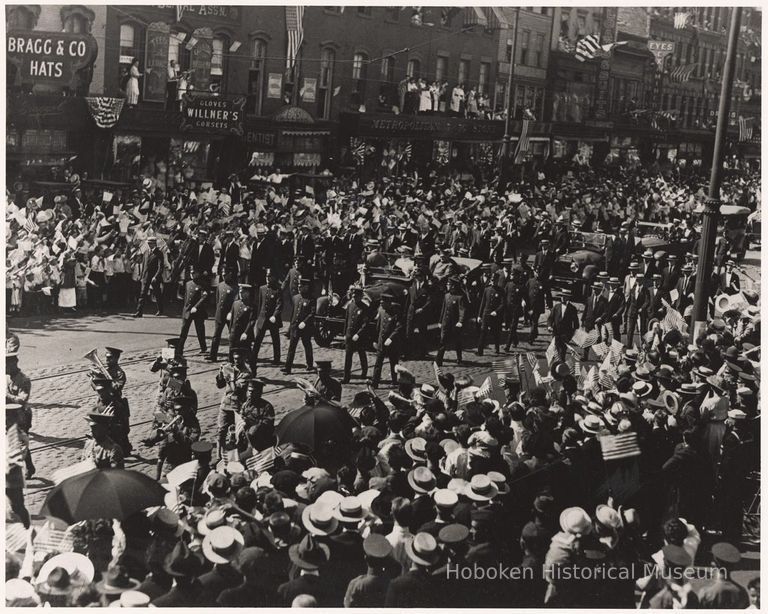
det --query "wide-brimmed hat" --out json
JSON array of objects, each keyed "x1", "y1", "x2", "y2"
[
  {"x1": 197, "y1": 509, "x2": 228, "y2": 535},
  {"x1": 595, "y1": 504, "x2": 622, "y2": 530},
  {"x1": 37, "y1": 553, "x2": 94, "y2": 592},
  {"x1": 301, "y1": 502, "x2": 340, "y2": 536},
  {"x1": 289, "y1": 534, "x2": 330, "y2": 570},
  {"x1": 407, "y1": 466, "x2": 437, "y2": 494},
  {"x1": 6, "y1": 579, "x2": 41, "y2": 607},
  {"x1": 464, "y1": 474, "x2": 499, "y2": 501},
  {"x1": 95, "y1": 564, "x2": 141, "y2": 595},
  {"x1": 118, "y1": 590, "x2": 151, "y2": 607},
  {"x1": 580, "y1": 414, "x2": 604, "y2": 435},
  {"x1": 559, "y1": 507, "x2": 593, "y2": 536},
  {"x1": 202, "y1": 526, "x2": 245, "y2": 564},
  {"x1": 405, "y1": 532, "x2": 442, "y2": 567},
  {"x1": 404, "y1": 437, "x2": 428, "y2": 462},
  {"x1": 334, "y1": 496, "x2": 366, "y2": 523},
  {"x1": 632, "y1": 381, "x2": 653, "y2": 398},
  {"x1": 486, "y1": 471, "x2": 510, "y2": 495}
]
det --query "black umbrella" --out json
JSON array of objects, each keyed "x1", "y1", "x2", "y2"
[
  {"x1": 275, "y1": 402, "x2": 357, "y2": 451},
  {"x1": 40, "y1": 469, "x2": 167, "y2": 525}
]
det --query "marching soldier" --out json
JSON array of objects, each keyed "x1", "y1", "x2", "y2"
[
  {"x1": 476, "y1": 271, "x2": 505, "y2": 356},
  {"x1": 102, "y1": 347, "x2": 126, "y2": 393},
  {"x1": 208, "y1": 268, "x2": 239, "y2": 362},
  {"x1": 151, "y1": 338, "x2": 187, "y2": 399},
  {"x1": 252, "y1": 270, "x2": 284, "y2": 366},
  {"x1": 239, "y1": 378, "x2": 275, "y2": 432},
  {"x1": 228, "y1": 283, "x2": 256, "y2": 365},
  {"x1": 371, "y1": 292, "x2": 405, "y2": 389},
  {"x1": 179, "y1": 268, "x2": 210, "y2": 355},
  {"x1": 343, "y1": 286, "x2": 372, "y2": 384},
  {"x1": 82, "y1": 412, "x2": 124, "y2": 469},
  {"x1": 315, "y1": 360, "x2": 342, "y2": 402},
  {"x1": 149, "y1": 396, "x2": 201, "y2": 481},
  {"x1": 91, "y1": 374, "x2": 132, "y2": 457},
  {"x1": 436, "y1": 276, "x2": 467, "y2": 366},
  {"x1": 504, "y1": 264, "x2": 527, "y2": 350},
  {"x1": 156, "y1": 362, "x2": 199, "y2": 415},
  {"x1": 534, "y1": 238, "x2": 556, "y2": 311},
  {"x1": 283, "y1": 278, "x2": 316, "y2": 375},
  {"x1": 405, "y1": 268, "x2": 434, "y2": 359},
  {"x1": 214, "y1": 345, "x2": 252, "y2": 460}
]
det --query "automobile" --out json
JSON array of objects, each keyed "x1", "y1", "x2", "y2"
[
  {"x1": 634, "y1": 221, "x2": 693, "y2": 258},
  {"x1": 551, "y1": 231, "x2": 609, "y2": 301},
  {"x1": 313, "y1": 254, "x2": 483, "y2": 347}
]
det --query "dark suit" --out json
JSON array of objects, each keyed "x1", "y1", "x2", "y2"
[
  {"x1": 645, "y1": 286, "x2": 669, "y2": 323},
  {"x1": 503, "y1": 273, "x2": 526, "y2": 348},
  {"x1": 662, "y1": 442, "x2": 715, "y2": 528},
  {"x1": 179, "y1": 280, "x2": 209, "y2": 353},
  {"x1": 625, "y1": 280, "x2": 649, "y2": 345},
  {"x1": 436, "y1": 290, "x2": 466, "y2": 365},
  {"x1": 217, "y1": 240, "x2": 240, "y2": 277},
  {"x1": 534, "y1": 247, "x2": 557, "y2": 308},
  {"x1": 343, "y1": 299, "x2": 371, "y2": 382},
  {"x1": 252, "y1": 282, "x2": 283, "y2": 364},
  {"x1": 152, "y1": 581, "x2": 205, "y2": 607},
  {"x1": 248, "y1": 235, "x2": 275, "y2": 286},
  {"x1": 525, "y1": 277, "x2": 546, "y2": 343},
  {"x1": 599, "y1": 289, "x2": 625, "y2": 341},
  {"x1": 209, "y1": 280, "x2": 238, "y2": 360},
  {"x1": 372, "y1": 303, "x2": 405, "y2": 388},
  {"x1": 277, "y1": 573, "x2": 330, "y2": 607},
  {"x1": 674, "y1": 273, "x2": 696, "y2": 312},
  {"x1": 136, "y1": 247, "x2": 165, "y2": 315},
  {"x1": 477, "y1": 284, "x2": 505, "y2": 354},
  {"x1": 548, "y1": 301, "x2": 579, "y2": 362},
  {"x1": 406, "y1": 279, "x2": 433, "y2": 356},
  {"x1": 228, "y1": 299, "x2": 255, "y2": 357},
  {"x1": 384, "y1": 569, "x2": 437, "y2": 608},
  {"x1": 284, "y1": 292, "x2": 315, "y2": 373},
  {"x1": 326, "y1": 531, "x2": 366, "y2": 604},
  {"x1": 582, "y1": 292, "x2": 607, "y2": 332},
  {"x1": 719, "y1": 269, "x2": 740, "y2": 295}
]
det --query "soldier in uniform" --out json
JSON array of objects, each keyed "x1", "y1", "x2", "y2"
[
  {"x1": 283, "y1": 278, "x2": 316, "y2": 375},
  {"x1": 82, "y1": 412, "x2": 124, "y2": 469},
  {"x1": 476, "y1": 271, "x2": 505, "y2": 356},
  {"x1": 534, "y1": 238, "x2": 556, "y2": 310},
  {"x1": 315, "y1": 360, "x2": 342, "y2": 402},
  {"x1": 343, "y1": 286, "x2": 372, "y2": 384},
  {"x1": 228, "y1": 283, "x2": 256, "y2": 365},
  {"x1": 101, "y1": 346, "x2": 127, "y2": 393},
  {"x1": 504, "y1": 264, "x2": 527, "y2": 350},
  {"x1": 434, "y1": 275, "x2": 467, "y2": 366},
  {"x1": 208, "y1": 268, "x2": 239, "y2": 362},
  {"x1": 252, "y1": 270, "x2": 284, "y2": 366},
  {"x1": 215, "y1": 345, "x2": 252, "y2": 460},
  {"x1": 91, "y1": 374, "x2": 132, "y2": 456},
  {"x1": 148, "y1": 396, "x2": 201, "y2": 481},
  {"x1": 151, "y1": 338, "x2": 186, "y2": 399},
  {"x1": 239, "y1": 378, "x2": 275, "y2": 432},
  {"x1": 179, "y1": 268, "x2": 210, "y2": 355},
  {"x1": 156, "y1": 362, "x2": 199, "y2": 416},
  {"x1": 371, "y1": 292, "x2": 405, "y2": 389},
  {"x1": 405, "y1": 267, "x2": 434, "y2": 359}
]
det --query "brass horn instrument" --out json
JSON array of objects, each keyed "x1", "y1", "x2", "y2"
[{"x1": 84, "y1": 348, "x2": 114, "y2": 381}]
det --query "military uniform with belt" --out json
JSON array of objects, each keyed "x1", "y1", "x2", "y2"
[
  {"x1": 343, "y1": 286, "x2": 372, "y2": 384},
  {"x1": 228, "y1": 285, "x2": 256, "y2": 364},
  {"x1": 82, "y1": 412, "x2": 124, "y2": 469},
  {"x1": 153, "y1": 397, "x2": 201, "y2": 480},
  {"x1": 252, "y1": 273, "x2": 284, "y2": 365},
  {"x1": 179, "y1": 271, "x2": 210, "y2": 354},
  {"x1": 215, "y1": 346, "x2": 252, "y2": 458},
  {"x1": 436, "y1": 277, "x2": 467, "y2": 366},
  {"x1": 476, "y1": 272, "x2": 505, "y2": 356},
  {"x1": 238, "y1": 378, "x2": 275, "y2": 433},
  {"x1": 91, "y1": 375, "x2": 132, "y2": 456},
  {"x1": 208, "y1": 270, "x2": 239, "y2": 362},
  {"x1": 371, "y1": 293, "x2": 405, "y2": 388},
  {"x1": 283, "y1": 278, "x2": 316, "y2": 375}
]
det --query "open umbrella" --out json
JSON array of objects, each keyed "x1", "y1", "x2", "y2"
[
  {"x1": 40, "y1": 469, "x2": 167, "y2": 525},
  {"x1": 275, "y1": 402, "x2": 357, "y2": 451}
]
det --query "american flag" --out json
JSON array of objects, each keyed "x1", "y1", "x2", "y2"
[
  {"x1": 6, "y1": 424, "x2": 25, "y2": 469},
  {"x1": 166, "y1": 459, "x2": 199, "y2": 488},
  {"x1": 245, "y1": 445, "x2": 289, "y2": 474},
  {"x1": 600, "y1": 432, "x2": 641, "y2": 461},
  {"x1": 584, "y1": 366, "x2": 600, "y2": 392},
  {"x1": 285, "y1": 6, "x2": 305, "y2": 71},
  {"x1": 513, "y1": 119, "x2": 531, "y2": 165},
  {"x1": 6, "y1": 523, "x2": 27, "y2": 553},
  {"x1": 739, "y1": 116, "x2": 754, "y2": 142},
  {"x1": 598, "y1": 352, "x2": 618, "y2": 388},
  {"x1": 575, "y1": 34, "x2": 601, "y2": 62},
  {"x1": 673, "y1": 11, "x2": 691, "y2": 29},
  {"x1": 669, "y1": 63, "x2": 698, "y2": 83},
  {"x1": 661, "y1": 299, "x2": 686, "y2": 332},
  {"x1": 492, "y1": 357, "x2": 518, "y2": 380},
  {"x1": 475, "y1": 377, "x2": 494, "y2": 401},
  {"x1": 570, "y1": 327, "x2": 600, "y2": 350},
  {"x1": 23, "y1": 217, "x2": 38, "y2": 233},
  {"x1": 85, "y1": 97, "x2": 125, "y2": 129},
  {"x1": 545, "y1": 338, "x2": 558, "y2": 366},
  {"x1": 34, "y1": 526, "x2": 75, "y2": 554}
]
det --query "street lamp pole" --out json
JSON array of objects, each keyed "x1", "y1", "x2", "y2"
[
  {"x1": 690, "y1": 7, "x2": 742, "y2": 340},
  {"x1": 498, "y1": 6, "x2": 520, "y2": 186}
]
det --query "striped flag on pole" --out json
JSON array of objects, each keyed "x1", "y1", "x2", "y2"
[
  {"x1": 661, "y1": 299, "x2": 686, "y2": 332},
  {"x1": 739, "y1": 116, "x2": 754, "y2": 142},
  {"x1": 669, "y1": 63, "x2": 698, "y2": 83},
  {"x1": 285, "y1": 6, "x2": 305, "y2": 71},
  {"x1": 23, "y1": 217, "x2": 38, "y2": 233},
  {"x1": 475, "y1": 376, "x2": 494, "y2": 401},
  {"x1": 513, "y1": 119, "x2": 531, "y2": 165},
  {"x1": 246, "y1": 446, "x2": 276, "y2": 473},
  {"x1": 673, "y1": 11, "x2": 691, "y2": 29},
  {"x1": 575, "y1": 34, "x2": 601, "y2": 62},
  {"x1": 545, "y1": 338, "x2": 558, "y2": 367},
  {"x1": 600, "y1": 432, "x2": 641, "y2": 461}
]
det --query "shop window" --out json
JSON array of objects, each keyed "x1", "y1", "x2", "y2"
[
  {"x1": 478, "y1": 62, "x2": 489, "y2": 94},
  {"x1": 119, "y1": 24, "x2": 136, "y2": 66},
  {"x1": 168, "y1": 31, "x2": 190, "y2": 72},
  {"x1": 435, "y1": 55, "x2": 447, "y2": 81},
  {"x1": 458, "y1": 59, "x2": 469, "y2": 85},
  {"x1": 407, "y1": 58, "x2": 420, "y2": 79},
  {"x1": 352, "y1": 52, "x2": 368, "y2": 100},
  {"x1": 381, "y1": 56, "x2": 395, "y2": 82},
  {"x1": 61, "y1": 6, "x2": 94, "y2": 34},
  {"x1": 519, "y1": 30, "x2": 530, "y2": 66},
  {"x1": 210, "y1": 36, "x2": 227, "y2": 92},
  {"x1": 318, "y1": 47, "x2": 335, "y2": 120},
  {"x1": 592, "y1": 17, "x2": 602, "y2": 36},
  {"x1": 560, "y1": 9, "x2": 571, "y2": 39},
  {"x1": 534, "y1": 33, "x2": 545, "y2": 68},
  {"x1": 7, "y1": 6, "x2": 38, "y2": 30},
  {"x1": 505, "y1": 40, "x2": 513, "y2": 64},
  {"x1": 247, "y1": 38, "x2": 266, "y2": 115},
  {"x1": 576, "y1": 14, "x2": 586, "y2": 36}
]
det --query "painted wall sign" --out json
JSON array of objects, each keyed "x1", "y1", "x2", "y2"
[
  {"x1": 144, "y1": 22, "x2": 170, "y2": 102},
  {"x1": 648, "y1": 41, "x2": 675, "y2": 71},
  {"x1": 181, "y1": 94, "x2": 245, "y2": 135},
  {"x1": 7, "y1": 30, "x2": 97, "y2": 84}
]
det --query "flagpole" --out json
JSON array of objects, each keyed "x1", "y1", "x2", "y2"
[
  {"x1": 690, "y1": 7, "x2": 742, "y2": 340},
  {"x1": 498, "y1": 6, "x2": 520, "y2": 187}
]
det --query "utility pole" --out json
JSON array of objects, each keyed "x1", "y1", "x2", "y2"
[
  {"x1": 498, "y1": 6, "x2": 520, "y2": 186},
  {"x1": 690, "y1": 7, "x2": 742, "y2": 340}
]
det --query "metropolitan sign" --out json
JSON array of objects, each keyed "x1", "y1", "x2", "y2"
[{"x1": 7, "y1": 30, "x2": 97, "y2": 83}]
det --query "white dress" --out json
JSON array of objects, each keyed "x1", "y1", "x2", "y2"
[{"x1": 126, "y1": 65, "x2": 141, "y2": 105}]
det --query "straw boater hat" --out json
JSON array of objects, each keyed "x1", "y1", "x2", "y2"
[
  {"x1": 334, "y1": 496, "x2": 366, "y2": 523},
  {"x1": 464, "y1": 474, "x2": 499, "y2": 501},
  {"x1": 407, "y1": 466, "x2": 437, "y2": 494},
  {"x1": 37, "y1": 553, "x2": 94, "y2": 591},
  {"x1": 559, "y1": 507, "x2": 593, "y2": 536},
  {"x1": 301, "y1": 502, "x2": 340, "y2": 536},
  {"x1": 202, "y1": 526, "x2": 245, "y2": 565},
  {"x1": 95, "y1": 564, "x2": 141, "y2": 595},
  {"x1": 405, "y1": 532, "x2": 443, "y2": 567}
]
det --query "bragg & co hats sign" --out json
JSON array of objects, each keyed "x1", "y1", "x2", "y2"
[{"x1": 7, "y1": 31, "x2": 97, "y2": 83}]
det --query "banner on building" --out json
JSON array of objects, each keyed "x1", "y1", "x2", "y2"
[
  {"x1": 301, "y1": 77, "x2": 317, "y2": 102},
  {"x1": 7, "y1": 30, "x2": 98, "y2": 84},
  {"x1": 189, "y1": 27, "x2": 213, "y2": 92},
  {"x1": 180, "y1": 94, "x2": 245, "y2": 135},
  {"x1": 648, "y1": 41, "x2": 675, "y2": 71},
  {"x1": 267, "y1": 73, "x2": 283, "y2": 99},
  {"x1": 144, "y1": 22, "x2": 170, "y2": 102},
  {"x1": 593, "y1": 7, "x2": 618, "y2": 120}
]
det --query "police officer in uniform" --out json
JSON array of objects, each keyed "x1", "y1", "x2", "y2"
[
  {"x1": 315, "y1": 360, "x2": 342, "y2": 402},
  {"x1": 82, "y1": 412, "x2": 124, "y2": 469},
  {"x1": 476, "y1": 271, "x2": 505, "y2": 356},
  {"x1": 343, "y1": 286, "x2": 372, "y2": 384},
  {"x1": 228, "y1": 283, "x2": 256, "y2": 365},
  {"x1": 371, "y1": 292, "x2": 405, "y2": 389},
  {"x1": 239, "y1": 378, "x2": 275, "y2": 432},
  {"x1": 283, "y1": 278, "x2": 316, "y2": 375},
  {"x1": 91, "y1": 374, "x2": 132, "y2": 457},
  {"x1": 405, "y1": 268, "x2": 433, "y2": 358},
  {"x1": 534, "y1": 238, "x2": 556, "y2": 310},
  {"x1": 252, "y1": 270, "x2": 284, "y2": 366},
  {"x1": 215, "y1": 345, "x2": 252, "y2": 461},
  {"x1": 436, "y1": 276, "x2": 467, "y2": 366},
  {"x1": 150, "y1": 396, "x2": 201, "y2": 481},
  {"x1": 179, "y1": 267, "x2": 210, "y2": 355},
  {"x1": 504, "y1": 265, "x2": 527, "y2": 350},
  {"x1": 208, "y1": 268, "x2": 239, "y2": 362}
]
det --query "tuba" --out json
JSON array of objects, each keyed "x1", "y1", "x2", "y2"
[{"x1": 84, "y1": 348, "x2": 114, "y2": 381}]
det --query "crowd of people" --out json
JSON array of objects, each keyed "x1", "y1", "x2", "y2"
[{"x1": 5, "y1": 159, "x2": 761, "y2": 608}]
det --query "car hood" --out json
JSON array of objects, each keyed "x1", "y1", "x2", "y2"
[{"x1": 558, "y1": 249, "x2": 603, "y2": 266}]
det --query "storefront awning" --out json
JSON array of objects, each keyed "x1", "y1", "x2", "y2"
[{"x1": 282, "y1": 130, "x2": 331, "y2": 137}]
